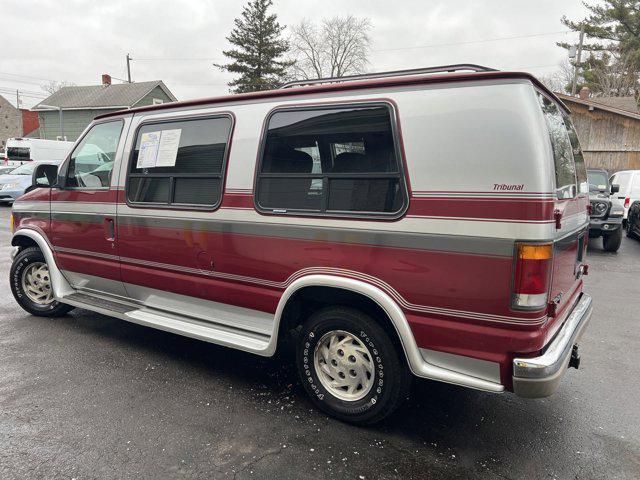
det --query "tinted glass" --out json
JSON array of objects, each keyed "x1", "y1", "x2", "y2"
[
  {"x1": 131, "y1": 117, "x2": 229, "y2": 175},
  {"x1": 257, "y1": 105, "x2": 404, "y2": 215},
  {"x1": 174, "y1": 178, "x2": 221, "y2": 205},
  {"x1": 565, "y1": 120, "x2": 588, "y2": 194},
  {"x1": 128, "y1": 116, "x2": 231, "y2": 207},
  {"x1": 257, "y1": 178, "x2": 323, "y2": 210},
  {"x1": 67, "y1": 121, "x2": 123, "y2": 188},
  {"x1": 537, "y1": 94, "x2": 576, "y2": 199},
  {"x1": 7, "y1": 147, "x2": 30, "y2": 161},
  {"x1": 129, "y1": 177, "x2": 170, "y2": 203},
  {"x1": 328, "y1": 178, "x2": 402, "y2": 212}
]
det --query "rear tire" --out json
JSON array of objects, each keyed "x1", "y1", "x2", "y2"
[
  {"x1": 10, "y1": 247, "x2": 74, "y2": 317},
  {"x1": 296, "y1": 306, "x2": 411, "y2": 425},
  {"x1": 602, "y1": 227, "x2": 622, "y2": 252}
]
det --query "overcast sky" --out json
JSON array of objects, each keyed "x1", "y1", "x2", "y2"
[{"x1": 1, "y1": 0, "x2": 594, "y2": 108}]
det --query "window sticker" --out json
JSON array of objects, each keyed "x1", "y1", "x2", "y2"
[
  {"x1": 136, "y1": 131, "x2": 160, "y2": 168},
  {"x1": 155, "y1": 129, "x2": 182, "y2": 167}
]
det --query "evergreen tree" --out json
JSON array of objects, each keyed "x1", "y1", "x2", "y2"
[
  {"x1": 559, "y1": 1, "x2": 640, "y2": 97},
  {"x1": 215, "y1": 0, "x2": 292, "y2": 93}
]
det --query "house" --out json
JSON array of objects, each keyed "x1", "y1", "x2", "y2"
[
  {"x1": 0, "y1": 94, "x2": 22, "y2": 149},
  {"x1": 0, "y1": 94, "x2": 40, "y2": 149},
  {"x1": 32, "y1": 75, "x2": 177, "y2": 141},
  {"x1": 556, "y1": 88, "x2": 640, "y2": 172}
]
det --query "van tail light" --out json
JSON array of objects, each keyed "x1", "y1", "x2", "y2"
[
  {"x1": 624, "y1": 197, "x2": 630, "y2": 208},
  {"x1": 511, "y1": 243, "x2": 553, "y2": 310}
]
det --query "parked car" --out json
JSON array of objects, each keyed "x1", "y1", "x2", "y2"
[
  {"x1": 586, "y1": 169, "x2": 624, "y2": 251},
  {"x1": 9, "y1": 65, "x2": 593, "y2": 425},
  {"x1": 609, "y1": 169, "x2": 640, "y2": 225},
  {"x1": 4, "y1": 137, "x2": 73, "y2": 167},
  {"x1": 0, "y1": 162, "x2": 61, "y2": 204},
  {"x1": 625, "y1": 199, "x2": 640, "y2": 240},
  {"x1": 0, "y1": 165, "x2": 16, "y2": 175}
]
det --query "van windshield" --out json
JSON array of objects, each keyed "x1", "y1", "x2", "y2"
[{"x1": 7, "y1": 146, "x2": 30, "y2": 161}]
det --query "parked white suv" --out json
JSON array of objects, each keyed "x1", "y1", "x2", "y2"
[{"x1": 609, "y1": 170, "x2": 640, "y2": 223}]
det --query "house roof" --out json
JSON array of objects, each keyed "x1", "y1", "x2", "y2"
[
  {"x1": 592, "y1": 96, "x2": 639, "y2": 113},
  {"x1": 555, "y1": 93, "x2": 640, "y2": 121},
  {"x1": 32, "y1": 81, "x2": 176, "y2": 110},
  {"x1": 96, "y1": 70, "x2": 568, "y2": 120}
]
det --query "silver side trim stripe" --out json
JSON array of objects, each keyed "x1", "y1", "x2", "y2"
[
  {"x1": 55, "y1": 246, "x2": 545, "y2": 325},
  {"x1": 45, "y1": 211, "x2": 516, "y2": 256},
  {"x1": 117, "y1": 215, "x2": 516, "y2": 257}
]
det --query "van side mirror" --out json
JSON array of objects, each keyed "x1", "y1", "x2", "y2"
[
  {"x1": 611, "y1": 184, "x2": 620, "y2": 194},
  {"x1": 32, "y1": 163, "x2": 59, "y2": 188}
]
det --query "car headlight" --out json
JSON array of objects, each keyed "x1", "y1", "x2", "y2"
[{"x1": 1, "y1": 182, "x2": 20, "y2": 190}]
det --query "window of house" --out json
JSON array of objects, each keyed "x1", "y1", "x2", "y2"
[
  {"x1": 127, "y1": 116, "x2": 232, "y2": 208},
  {"x1": 66, "y1": 120, "x2": 123, "y2": 188},
  {"x1": 255, "y1": 104, "x2": 406, "y2": 216},
  {"x1": 537, "y1": 93, "x2": 577, "y2": 199},
  {"x1": 152, "y1": 98, "x2": 164, "y2": 105}
]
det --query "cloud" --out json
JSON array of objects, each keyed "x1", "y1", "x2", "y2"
[{"x1": 0, "y1": 0, "x2": 590, "y2": 107}]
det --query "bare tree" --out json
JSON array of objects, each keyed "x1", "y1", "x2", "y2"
[
  {"x1": 590, "y1": 50, "x2": 638, "y2": 98},
  {"x1": 539, "y1": 59, "x2": 575, "y2": 93},
  {"x1": 41, "y1": 80, "x2": 76, "y2": 95},
  {"x1": 289, "y1": 15, "x2": 371, "y2": 80}
]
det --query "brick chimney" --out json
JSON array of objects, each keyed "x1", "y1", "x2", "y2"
[
  {"x1": 101, "y1": 74, "x2": 112, "y2": 86},
  {"x1": 579, "y1": 86, "x2": 590, "y2": 100}
]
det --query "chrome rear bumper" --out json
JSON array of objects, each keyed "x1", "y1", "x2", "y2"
[{"x1": 512, "y1": 293, "x2": 593, "y2": 398}]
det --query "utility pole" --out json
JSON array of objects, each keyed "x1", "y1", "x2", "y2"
[
  {"x1": 126, "y1": 53, "x2": 132, "y2": 83},
  {"x1": 571, "y1": 23, "x2": 585, "y2": 96},
  {"x1": 15, "y1": 90, "x2": 22, "y2": 136}
]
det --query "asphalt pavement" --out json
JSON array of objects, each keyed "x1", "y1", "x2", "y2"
[{"x1": 0, "y1": 204, "x2": 639, "y2": 479}]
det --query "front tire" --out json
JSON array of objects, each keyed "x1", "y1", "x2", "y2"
[
  {"x1": 296, "y1": 306, "x2": 411, "y2": 425},
  {"x1": 10, "y1": 247, "x2": 73, "y2": 317},
  {"x1": 602, "y1": 227, "x2": 622, "y2": 252}
]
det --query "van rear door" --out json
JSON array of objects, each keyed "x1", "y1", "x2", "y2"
[{"x1": 537, "y1": 94, "x2": 589, "y2": 326}]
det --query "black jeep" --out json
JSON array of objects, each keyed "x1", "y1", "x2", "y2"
[{"x1": 587, "y1": 169, "x2": 624, "y2": 252}]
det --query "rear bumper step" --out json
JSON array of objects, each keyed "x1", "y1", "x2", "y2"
[{"x1": 512, "y1": 293, "x2": 593, "y2": 398}]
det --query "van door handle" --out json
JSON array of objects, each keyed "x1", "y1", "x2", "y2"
[{"x1": 104, "y1": 218, "x2": 116, "y2": 242}]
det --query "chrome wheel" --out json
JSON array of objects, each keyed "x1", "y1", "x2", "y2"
[
  {"x1": 21, "y1": 262, "x2": 54, "y2": 305},
  {"x1": 313, "y1": 330, "x2": 374, "y2": 401}
]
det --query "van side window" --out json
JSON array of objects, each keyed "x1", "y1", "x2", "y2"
[
  {"x1": 537, "y1": 94, "x2": 576, "y2": 199},
  {"x1": 256, "y1": 105, "x2": 406, "y2": 216},
  {"x1": 7, "y1": 146, "x2": 29, "y2": 161},
  {"x1": 67, "y1": 121, "x2": 124, "y2": 189},
  {"x1": 564, "y1": 120, "x2": 588, "y2": 194},
  {"x1": 127, "y1": 116, "x2": 232, "y2": 208}
]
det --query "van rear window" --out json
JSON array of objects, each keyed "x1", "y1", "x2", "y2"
[
  {"x1": 127, "y1": 116, "x2": 232, "y2": 208},
  {"x1": 537, "y1": 94, "x2": 577, "y2": 199},
  {"x1": 7, "y1": 147, "x2": 30, "y2": 161},
  {"x1": 255, "y1": 104, "x2": 406, "y2": 217}
]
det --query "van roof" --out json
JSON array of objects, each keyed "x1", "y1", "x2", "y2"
[{"x1": 95, "y1": 70, "x2": 567, "y2": 120}]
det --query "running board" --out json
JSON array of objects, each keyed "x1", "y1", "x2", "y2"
[{"x1": 60, "y1": 292, "x2": 271, "y2": 354}]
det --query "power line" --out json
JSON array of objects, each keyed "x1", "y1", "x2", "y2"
[
  {"x1": 373, "y1": 30, "x2": 572, "y2": 53},
  {"x1": 0, "y1": 86, "x2": 48, "y2": 96},
  {"x1": 133, "y1": 57, "x2": 225, "y2": 62},
  {"x1": 0, "y1": 71, "x2": 59, "y2": 82}
]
